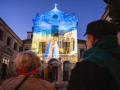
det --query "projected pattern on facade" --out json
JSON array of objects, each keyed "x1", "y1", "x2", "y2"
[{"x1": 32, "y1": 4, "x2": 78, "y2": 63}]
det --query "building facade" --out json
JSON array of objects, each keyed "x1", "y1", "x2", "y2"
[
  {"x1": 101, "y1": 6, "x2": 112, "y2": 22},
  {"x1": 32, "y1": 4, "x2": 78, "y2": 63},
  {"x1": 77, "y1": 40, "x2": 86, "y2": 61},
  {"x1": 22, "y1": 32, "x2": 32, "y2": 51},
  {"x1": 101, "y1": 6, "x2": 120, "y2": 45},
  {"x1": 23, "y1": 31, "x2": 86, "y2": 61},
  {"x1": 0, "y1": 18, "x2": 23, "y2": 79}
]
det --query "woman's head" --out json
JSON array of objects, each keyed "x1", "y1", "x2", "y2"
[{"x1": 15, "y1": 51, "x2": 41, "y2": 72}]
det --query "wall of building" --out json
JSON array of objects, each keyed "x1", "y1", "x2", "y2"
[
  {"x1": 77, "y1": 40, "x2": 86, "y2": 61},
  {"x1": 101, "y1": 7, "x2": 120, "y2": 46},
  {"x1": 0, "y1": 18, "x2": 23, "y2": 79},
  {"x1": 23, "y1": 32, "x2": 86, "y2": 62}
]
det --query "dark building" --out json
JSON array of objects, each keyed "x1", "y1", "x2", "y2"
[
  {"x1": 0, "y1": 18, "x2": 23, "y2": 79},
  {"x1": 101, "y1": 2, "x2": 120, "y2": 45},
  {"x1": 77, "y1": 40, "x2": 86, "y2": 61},
  {"x1": 22, "y1": 32, "x2": 32, "y2": 51}
]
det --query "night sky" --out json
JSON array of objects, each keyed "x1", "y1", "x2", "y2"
[{"x1": 0, "y1": 0, "x2": 106, "y2": 40}]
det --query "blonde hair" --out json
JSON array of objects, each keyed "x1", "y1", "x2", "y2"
[{"x1": 15, "y1": 51, "x2": 41, "y2": 72}]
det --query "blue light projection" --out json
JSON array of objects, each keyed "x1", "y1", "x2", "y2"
[{"x1": 32, "y1": 4, "x2": 78, "y2": 63}]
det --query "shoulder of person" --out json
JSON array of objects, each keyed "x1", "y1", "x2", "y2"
[
  {"x1": 72, "y1": 60, "x2": 114, "y2": 78},
  {"x1": 0, "y1": 76, "x2": 24, "y2": 90},
  {"x1": 1, "y1": 77, "x2": 16, "y2": 86},
  {"x1": 74, "y1": 60, "x2": 102, "y2": 69},
  {"x1": 0, "y1": 78, "x2": 13, "y2": 89},
  {"x1": 68, "y1": 60, "x2": 117, "y2": 90}
]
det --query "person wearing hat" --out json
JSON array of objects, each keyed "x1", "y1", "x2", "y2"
[{"x1": 67, "y1": 20, "x2": 120, "y2": 90}]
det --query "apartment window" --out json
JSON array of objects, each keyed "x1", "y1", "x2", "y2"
[
  {"x1": 39, "y1": 42, "x2": 46, "y2": 54},
  {"x1": 63, "y1": 42, "x2": 70, "y2": 54},
  {"x1": 51, "y1": 25, "x2": 59, "y2": 36},
  {"x1": 7, "y1": 37, "x2": 11, "y2": 46},
  {"x1": 14, "y1": 42, "x2": 18, "y2": 50},
  {"x1": 19, "y1": 47, "x2": 23, "y2": 52},
  {"x1": 0, "y1": 29, "x2": 4, "y2": 40}
]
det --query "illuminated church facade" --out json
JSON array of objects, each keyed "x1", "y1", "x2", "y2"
[{"x1": 32, "y1": 4, "x2": 78, "y2": 63}]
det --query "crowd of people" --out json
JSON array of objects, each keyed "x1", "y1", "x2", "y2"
[{"x1": 0, "y1": 20, "x2": 120, "y2": 90}]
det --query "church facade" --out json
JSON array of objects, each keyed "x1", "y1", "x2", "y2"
[{"x1": 32, "y1": 4, "x2": 78, "y2": 63}]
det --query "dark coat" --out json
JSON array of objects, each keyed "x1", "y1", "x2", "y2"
[
  {"x1": 68, "y1": 36, "x2": 120, "y2": 90},
  {"x1": 0, "y1": 75, "x2": 55, "y2": 90}
]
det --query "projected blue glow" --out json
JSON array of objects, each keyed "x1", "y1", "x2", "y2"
[
  {"x1": 33, "y1": 5, "x2": 78, "y2": 34},
  {"x1": 32, "y1": 4, "x2": 78, "y2": 62}
]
